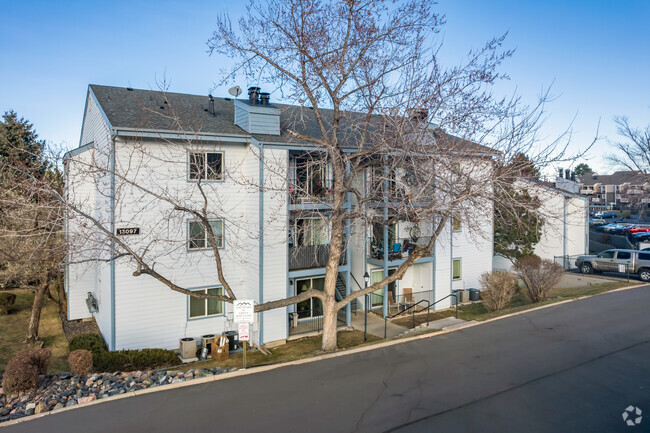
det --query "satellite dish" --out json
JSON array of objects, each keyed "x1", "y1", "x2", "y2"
[{"x1": 228, "y1": 86, "x2": 242, "y2": 97}]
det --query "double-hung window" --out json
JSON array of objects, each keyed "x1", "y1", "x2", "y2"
[
  {"x1": 189, "y1": 152, "x2": 223, "y2": 181},
  {"x1": 188, "y1": 219, "x2": 224, "y2": 250},
  {"x1": 452, "y1": 212, "x2": 462, "y2": 232},
  {"x1": 189, "y1": 287, "x2": 223, "y2": 319},
  {"x1": 452, "y1": 258, "x2": 462, "y2": 280}
]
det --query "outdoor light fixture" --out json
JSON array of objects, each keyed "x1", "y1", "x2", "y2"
[
  {"x1": 363, "y1": 272, "x2": 370, "y2": 285},
  {"x1": 86, "y1": 292, "x2": 98, "y2": 314}
]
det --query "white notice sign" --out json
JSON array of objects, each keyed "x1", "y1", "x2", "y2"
[
  {"x1": 238, "y1": 322, "x2": 250, "y2": 341},
  {"x1": 618, "y1": 264, "x2": 626, "y2": 273},
  {"x1": 233, "y1": 299, "x2": 255, "y2": 323}
]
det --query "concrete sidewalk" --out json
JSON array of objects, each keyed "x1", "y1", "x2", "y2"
[{"x1": 350, "y1": 310, "x2": 409, "y2": 338}]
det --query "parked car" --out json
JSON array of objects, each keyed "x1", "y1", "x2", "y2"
[
  {"x1": 608, "y1": 224, "x2": 637, "y2": 235},
  {"x1": 622, "y1": 227, "x2": 650, "y2": 235},
  {"x1": 575, "y1": 249, "x2": 650, "y2": 281},
  {"x1": 600, "y1": 212, "x2": 618, "y2": 219},
  {"x1": 589, "y1": 218, "x2": 609, "y2": 226},
  {"x1": 596, "y1": 223, "x2": 619, "y2": 232}
]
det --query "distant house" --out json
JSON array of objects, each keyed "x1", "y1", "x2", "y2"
[
  {"x1": 493, "y1": 179, "x2": 589, "y2": 270},
  {"x1": 577, "y1": 171, "x2": 650, "y2": 210},
  {"x1": 65, "y1": 84, "x2": 495, "y2": 351}
]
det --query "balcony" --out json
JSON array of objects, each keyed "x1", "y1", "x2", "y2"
[
  {"x1": 368, "y1": 236, "x2": 433, "y2": 261},
  {"x1": 289, "y1": 187, "x2": 333, "y2": 205},
  {"x1": 580, "y1": 189, "x2": 594, "y2": 195},
  {"x1": 289, "y1": 244, "x2": 346, "y2": 271}
]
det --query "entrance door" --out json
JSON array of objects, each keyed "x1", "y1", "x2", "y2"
[
  {"x1": 370, "y1": 269, "x2": 396, "y2": 308},
  {"x1": 296, "y1": 277, "x2": 324, "y2": 319}
]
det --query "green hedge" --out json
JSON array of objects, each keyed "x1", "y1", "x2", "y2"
[
  {"x1": 68, "y1": 333, "x2": 177, "y2": 372},
  {"x1": 0, "y1": 292, "x2": 17, "y2": 315},
  {"x1": 69, "y1": 333, "x2": 108, "y2": 354}
]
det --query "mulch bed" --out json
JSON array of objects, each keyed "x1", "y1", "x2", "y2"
[{"x1": 59, "y1": 312, "x2": 100, "y2": 341}]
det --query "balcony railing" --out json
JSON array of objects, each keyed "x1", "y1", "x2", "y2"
[
  {"x1": 368, "y1": 236, "x2": 433, "y2": 261},
  {"x1": 288, "y1": 308, "x2": 347, "y2": 336},
  {"x1": 289, "y1": 244, "x2": 346, "y2": 271}
]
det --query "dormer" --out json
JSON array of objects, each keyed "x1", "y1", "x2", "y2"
[{"x1": 234, "y1": 87, "x2": 281, "y2": 135}]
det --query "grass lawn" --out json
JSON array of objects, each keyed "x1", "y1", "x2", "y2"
[
  {"x1": 0, "y1": 289, "x2": 68, "y2": 373},
  {"x1": 172, "y1": 330, "x2": 382, "y2": 372},
  {"x1": 392, "y1": 280, "x2": 631, "y2": 328}
]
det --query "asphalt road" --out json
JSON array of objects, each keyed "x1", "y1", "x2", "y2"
[{"x1": 5, "y1": 286, "x2": 650, "y2": 433}]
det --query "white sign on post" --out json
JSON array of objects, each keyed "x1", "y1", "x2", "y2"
[
  {"x1": 233, "y1": 299, "x2": 255, "y2": 324},
  {"x1": 618, "y1": 264, "x2": 626, "y2": 273},
  {"x1": 238, "y1": 322, "x2": 250, "y2": 341}
]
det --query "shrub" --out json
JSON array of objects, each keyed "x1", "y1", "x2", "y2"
[
  {"x1": 514, "y1": 255, "x2": 564, "y2": 303},
  {"x1": 68, "y1": 349, "x2": 93, "y2": 376},
  {"x1": 69, "y1": 333, "x2": 108, "y2": 354},
  {"x1": 69, "y1": 333, "x2": 177, "y2": 373},
  {"x1": 0, "y1": 292, "x2": 17, "y2": 315},
  {"x1": 93, "y1": 349, "x2": 178, "y2": 372},
  {"x1": 479, "y1": 270, "x2": 518, "y2": 312},
  {"x1": 1, "y1": 348, "x2": 51, "y2": 394}
]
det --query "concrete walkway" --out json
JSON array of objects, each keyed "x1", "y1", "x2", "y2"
[
  {"x1": 350, "y1": 311, "x2": 409, "y2": 338},
  {"x1": 553, "y1": 272, "x2": 619, "y2": 289}
]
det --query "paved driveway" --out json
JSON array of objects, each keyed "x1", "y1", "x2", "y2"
[{"x1": 4, "y1": 286, "x2": 650, "y2": 433}]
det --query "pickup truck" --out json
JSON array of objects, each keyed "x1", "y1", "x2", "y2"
[{"x1": 575, "y1": 249, "x2": 650, "y2": 281}]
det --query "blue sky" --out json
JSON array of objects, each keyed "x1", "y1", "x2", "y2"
[{"x1": 1, "y1": 0, "x2": 648, "y2": 173}]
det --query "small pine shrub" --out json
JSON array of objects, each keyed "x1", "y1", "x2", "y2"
[
  {"x1": 68, "y1": 349, "x2": 93, "y2": 376},
  {"x1": 0, "y1": 292, "x2": 17, "y2": 315},
  {"x1": 93, "y1": 349, "x2": 178, "y2": 372},
  {"x1": 69, "y1": 333, "x2": 108, "y2": 354},
  {"x1": 1, "y1": 348, "x2": 51, "y2": 395}
]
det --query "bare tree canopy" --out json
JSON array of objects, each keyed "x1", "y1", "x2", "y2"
[
  {"x1": 606, "y1": 116, "x2": 650, "y2": 173},
  {"x1": 5, "y1": 0, "x2": 590, "y2": 353}
]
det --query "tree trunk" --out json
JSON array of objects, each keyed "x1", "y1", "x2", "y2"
[
  {"x1": 321, "y1": 297, "x2": 338, "y2": 352},
  {"x1": 56, "y1": 272, "x2": 66, "y2": 315},
  {"x1": 25, "y1": 278, "x2": 49, "y2": 343}
]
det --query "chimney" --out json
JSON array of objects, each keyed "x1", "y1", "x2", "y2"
[
  {"x1": 208, "y1": 94, "x2": 215, "y2": 116},
  {"x1": 570, "y1": 171, "x2": 576, "y2": 181},
  {"x1": 260, "y1": 92, "x2": 270, "y2": 106},
  {"x1": 565, "y1": 169, "x2": 570, "y2": 179},
  {"x1": 558, "y1": 168, "x2": 564, "y2": 179},
  {"x1": 248, "y1": 86, "x2": 261, "y2": 104}
]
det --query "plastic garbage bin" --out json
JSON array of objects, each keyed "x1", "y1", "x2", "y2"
[
  {"x1": 451, "y1": 290, "x2": 461, "y2": 305},
  {"x1": 469, "y1": 288, "x2": 480, "y2": 301},
  {"x1": 224, "y1": 330, "x2": 239, "y2": 351}
]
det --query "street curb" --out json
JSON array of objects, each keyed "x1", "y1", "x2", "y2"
[{"x1": 2, "y1": 281, "x2": 647, "y2": 429}]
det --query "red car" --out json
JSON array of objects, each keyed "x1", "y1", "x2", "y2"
[{"x1": 622, "y1": 227, "x2": 650, "y2": 234}]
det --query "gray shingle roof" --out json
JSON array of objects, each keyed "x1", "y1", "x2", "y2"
[
  {"x1": 88, "y1": 84, "x2": 493, "y2": 153},
  {"x1": 577, "y1": 170, "x2": 650, "y2": 186}
]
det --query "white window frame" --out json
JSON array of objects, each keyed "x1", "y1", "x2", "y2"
[
  {"x1": 188, "y1": 151, "x2": 224, "y2": 181},
  {"x1": 452, "y1": 258, "x2": 462, "y2": 280},
  {"x1": 188, "y1": 287, "x2": 224, "y2": 319},
  {"x1": 188, "y1": 219, "x2": 224, "y2": 250}
]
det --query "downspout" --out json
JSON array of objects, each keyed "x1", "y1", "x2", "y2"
[
  {"x1": 259, "y1": 143, "x2": 265, "y2": 344},
  {"x1": 285, "y1": 149, "x2": 290, "y2": 341},
  {"x1": 563, "y1": 197, "x2": 567, "y2": 259},
  {"x1": 345, "y1": 160, "x2": 351, "y2": 326},
  {"x1": 450, "y1": 220, "x2": 453, "y2": 308},
  {"x1": 383, "y1": 170, "x2": 389, "y2": 319},
  {"x1": 110, "y1": 136, "x2": 116, "y2": 351}
]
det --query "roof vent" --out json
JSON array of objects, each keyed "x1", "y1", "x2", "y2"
[
  {"x1": 126, "y1": 87, "x2": 134, "y2": 91},
  {"x1": 248, "y1": 86, "x2": 261, "y2": 104},
  {"x1": 260, "y1": 92, "x2": 270, "y2": 106},
  {"x1": 208, "y1": 94, "x2": 215, "y2": 116}
]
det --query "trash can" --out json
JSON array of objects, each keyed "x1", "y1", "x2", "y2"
[
  {"x1": 451, "y1": 290, "x2": 461, "y2": 305},
  {"x1": 224, "y1": 330, "x2": 239, "y2": 351},
  {"x1": 469, "y1": 288, "x2": 480, "y2": 302}
]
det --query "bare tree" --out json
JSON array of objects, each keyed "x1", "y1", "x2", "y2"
[
  {"x1": 606, "y1": 116, "x2": 650, "y2": 173},
  {"x1": 10, "y1": 0, "x2": 588, "y2": 353}
]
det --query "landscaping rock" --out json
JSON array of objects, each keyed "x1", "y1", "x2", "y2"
[{"x1": 35, "y1": 402, "x2": 48, "y2": 414}]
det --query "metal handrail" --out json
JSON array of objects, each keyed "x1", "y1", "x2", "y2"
[
  {"x1": 350, "y1": 273, "x2": 364, "y2": 291},
  {"x1": 383, "y1": 293, "x2": 459, "y2": 338}
]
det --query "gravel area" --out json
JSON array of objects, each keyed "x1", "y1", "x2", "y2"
[
  {"x1": 59, "y1": 312, "x2": 101, "y2": 341},
  {"x1": 0, "y1": 367, "x2": 236, "y2": 422}
]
